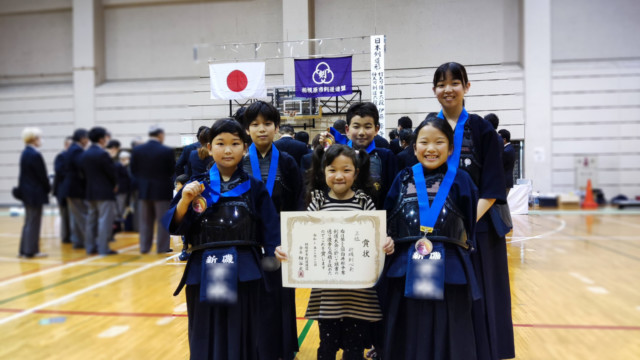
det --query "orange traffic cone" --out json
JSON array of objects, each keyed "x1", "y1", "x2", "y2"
[{"x1": 582, "y1": 179, "x2": 598, "y2": 209}]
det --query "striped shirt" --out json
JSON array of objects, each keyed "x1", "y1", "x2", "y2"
[{"x1": 304, "y1": 189, "x2": 382, "y2": 321}]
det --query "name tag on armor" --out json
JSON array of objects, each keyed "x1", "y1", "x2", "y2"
[
  {"x1": 200, "y1": 248, "x2": 238, "y2": 304},
  {"x1": 404, "y1": 242, "x2": 445, "y2": 300}
]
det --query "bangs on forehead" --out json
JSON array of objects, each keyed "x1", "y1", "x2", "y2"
[{"x1": 433, "y1": 62, "x2": 468, "y2": 86}]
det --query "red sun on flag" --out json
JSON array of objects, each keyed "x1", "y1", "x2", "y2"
[{"x1": 227, "y1": 70, "x2": 248, "y2": 92}]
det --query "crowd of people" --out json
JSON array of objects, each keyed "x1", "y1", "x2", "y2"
[{"x1": 17, "y1": 61, "x2": 517, "y2": 359}]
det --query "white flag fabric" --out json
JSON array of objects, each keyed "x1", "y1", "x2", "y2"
[{"x1": 209, "y1": 62, "x2": 267, "y2": 100}]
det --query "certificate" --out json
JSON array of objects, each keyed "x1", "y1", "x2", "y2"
[{"x1": 280, "y1": 210, "x2": 386, "y2": 289}]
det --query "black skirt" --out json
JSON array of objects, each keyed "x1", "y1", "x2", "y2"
[
  {"x1": 471, "y1": 228, "x2": 515, "y2": 359},
  {"x1": 185, "y1": 281, "x2": 261, "y2": 360},
  {"x1": 382, "y1": 277, "x2": 478, "y2": 360},
  {"x1": 257, "y1": 269, "x2": 299, "y2": 360}
]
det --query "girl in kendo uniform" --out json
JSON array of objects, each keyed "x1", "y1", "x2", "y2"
[
  {"x1": 382, "y1": 115, "x2": 481, "y2": 359},
  {"x1": 162, "y1": 119, "x2": 279, "y2": 360}
]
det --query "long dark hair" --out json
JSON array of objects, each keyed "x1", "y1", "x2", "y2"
[{"x1": 306, "y1": 144, "x2": 373, "y2": 205}]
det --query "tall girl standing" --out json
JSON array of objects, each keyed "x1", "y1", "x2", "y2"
[
  {"x1": 276, "y1": 144, "x2": 394, "y2": 359},
  {"x1": 432, "y1": 62, "x2": 514, "y2": 359},
  {"x1": 162, "y1": 119, "x2": 280, "y2": 360}
]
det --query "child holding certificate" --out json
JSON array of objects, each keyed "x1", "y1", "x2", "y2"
[
  {"x1": 382, "y1": 115, "x2": 482, "y2": 359},
  {"x1": 276, "y1": 144, "x2": 394, "y2": 360},
  {"x1": 162, "y1": 119, "x2": 280, "y2": 360}
]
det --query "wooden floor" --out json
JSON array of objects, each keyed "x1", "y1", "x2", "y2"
[{"x1": 1, "y1": 208, "x2": 639, "y2": 359}]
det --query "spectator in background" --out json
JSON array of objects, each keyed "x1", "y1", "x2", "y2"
[
  {"x1": 131, "y1": 125, "x2": 175, "y2": 254},
  {"x1": 106, "y1": 139, "x2": 121, "y2": 160},
  {"x1": 80, "y1": 127, "x2": 118, "y2": 255},
  {"x1": 390, "y1": 116, "x2": 412, "y2": 154},
  {"x1": 186, "y1": 127, "x2": 213, "y2": 178},
  {"x1": 116, "y1": 151, "x2": 132, "y2": 226},
  {"x1": 53, "y1": 136, "x2": 73, "y2": 244},
  {"x1": 485, "y1": 113, "x2": 499, "y2": 130},
  {"x1": 129, "y1": 137, "x2": 144, "y2": 232},
  {"x1": 373, "y1": 133, "x2": 390, "y2": 149},
  {"x1": 274, "y1": 124, "x2": 309, "y2": 166},
  {"x1": 17, "y1": 127, "x2": 51, "y2": 258},
  {"x1": 396, "y1": 128, "x2": 418, "y2": 171},
  {"x1": 295, "y1": 131, "x2": 310, "y2": 149},
  {"x1": 300, "y1": 133, "x2": 321, "y2": 177},
  {"x1": 175, "y1": 126, "x2": 208, "y2": 177},
  {"x1": 499, "y1": 129, "x2": 516, "y2": 195},
  {"x1": 332, "y1": 119, "x2": 347, "y2": 135},
  {"x1": 63, "y1": 129, "x2": 90, "y2": 250}
]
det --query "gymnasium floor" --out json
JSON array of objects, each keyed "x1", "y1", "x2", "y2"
[{"x1": 0, "y1": 208, "x2": 639, "y2": 359}]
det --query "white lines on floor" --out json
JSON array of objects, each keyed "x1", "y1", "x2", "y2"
[
  {"x1": 0, "y1": 254, "x2": 179, "y2": 325},
  {"x1": 156, "y1": 317, "x2": 174, "y2": 326},
  {"x1": 98, "y1": 325, "x2": 130, "y2": 338},
  {"x1": 506, "y1": 218, "x2": 566, "y2": 244},
  {"x1": 0, "y1": 244, "x2": 140, "y2": 288},
  {"x1": 569, "y1": 272, "x2": 595, "y2": 285},
  {"x1": 173, "y1": 303, "x2": 187, "y2": 313},
  {"x1": 587, "y1": 286, "x2": 609, "y2": 294}
]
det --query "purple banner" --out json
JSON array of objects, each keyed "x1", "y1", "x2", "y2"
[{"x1": 295, "y1": 56, "x2": 352, "y2": 98}]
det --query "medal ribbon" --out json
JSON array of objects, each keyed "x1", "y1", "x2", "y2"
[
  {"x1": 413, "y1": 108, "x2": 468, "y2": 233},
  {"x1": 329, "y1": 127, "x2": 349, "y2": 145},
  {"x1": 347, "y1": 139, "x2": 376, "y2": 154},
  {"x1": 201, "y1": 165, "x2": 251, "y2": 204},
  {"x1": 248, "y1": 143, "x2": 279, "y2": 197},
  {"x1": 437, "y1": 108, "x2": 468, "y2": 169}
]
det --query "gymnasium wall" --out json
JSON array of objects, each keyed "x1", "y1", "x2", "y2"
[
  {"x1": 550, "y1": 0, "x2": 640, "y2": 198},
  {"x1": 0, "y1": 0, "x2": 639, "y2": 204}
]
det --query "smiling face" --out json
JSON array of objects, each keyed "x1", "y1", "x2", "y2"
[
  {"x1": 208, "y1": 132, "x2": 247, "y2": 175},
  {"x1": 325, "y1": 154, "x2": 358, "y2": 199},
  {"x1": 414, "y1": 124, "x2": 452, "y2": 170},
  {"x1": 346, "y1": 115, "x2": 379, "y2": 149},
  {"x1": 247, "y1": 114, "x2": 277, "y2": 152},
  {"x1": 433, "y1": 71, "x2": 470, "y2": 113}
]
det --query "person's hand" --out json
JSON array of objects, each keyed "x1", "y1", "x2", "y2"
[
  {"x1": 318, "y1": 131, "x2": 336, "y2": 149},
  {"x1": 382, "y1": 236, "x2": 395, "y2": 255},
  {"x1": 180, "y1": 181, "x2": 204, "y2": 203},
  {"x1": 275, "y1": 246, "x2": 288, "y2": 261}
]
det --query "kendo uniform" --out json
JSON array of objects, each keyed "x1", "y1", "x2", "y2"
[
  {"x1": 382, "y1": 165, "x2": 481, "y2": 360},
  {"x1": 242, "y1": 147, "x2": 303, "y2": 360},
  {"x1": 456, "y1": 114, "x2": 514, "y2": 359},
  {"x1": 163, "y1": 168, "x2": 280, "y2": 360}
]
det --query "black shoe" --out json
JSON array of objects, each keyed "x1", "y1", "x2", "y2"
[
  {"x1": 103, "y1": 250, "x2": 118, "y2": 255},
  {"x1": 62, "y1": 239, "x2": 72, "y2": 244},
  {"x1": 73, "y1": 244, "x2": 85, "y2": 249},
  {"x1": 178, "y1": 250, "x2": 190, "y2": 261},
  {"x1": 158, "y1": 248, "x2": 173, "y2": 254}
]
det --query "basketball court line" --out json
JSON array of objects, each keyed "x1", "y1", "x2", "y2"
[
  {"x1": 0, "y1": 244, "x2": 140, "y2": 286},
  {"x1": 506, "y1": 217, "x2": 566, "y2": 244},
  {"x1": 0, "y1": 253, "x2": 179, "y2": 325},
  {"x1": 0, "y1": 256, "x2": 143, "y2": 306}
]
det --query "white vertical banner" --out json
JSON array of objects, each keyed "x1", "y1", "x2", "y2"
[{"x1": 370, "y1": 35, "x2": 386, "y2": 137}]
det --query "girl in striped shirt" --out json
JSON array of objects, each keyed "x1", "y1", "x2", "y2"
[{"x1": 276, "y1": 144, "x2": 394, "y2": 359}]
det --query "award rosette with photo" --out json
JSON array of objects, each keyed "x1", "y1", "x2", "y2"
[{"x1": 280, "y1": 210, "x2": 386, "y2": 289}]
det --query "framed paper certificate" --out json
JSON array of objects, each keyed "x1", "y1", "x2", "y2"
[{"x1": 280, "y1": 210, "x2": 386, "y2": 289}]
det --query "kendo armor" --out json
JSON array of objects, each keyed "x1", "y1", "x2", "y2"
[
  {"x1": 387, "y1": 169, "x2": 470, "y2": 250},
  {"x1": 189, "y1": 176, "x2": 258, "y2": 249},
  {"x1": 458, "y1": 120, "x2": 482, "y2": 186},
  {"x1": 369, "y1": 152, "x2": 383, "y2": 194},
  {"x1": 242, "y1": 156, "x2": 288, "y2": 211}
]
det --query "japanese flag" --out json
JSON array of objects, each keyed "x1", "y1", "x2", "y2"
[{"x1": 209, "y1": 62, "x2": 267, "y2": 100}]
